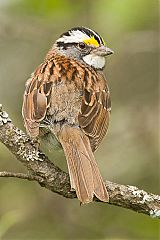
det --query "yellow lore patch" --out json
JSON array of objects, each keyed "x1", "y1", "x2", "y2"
[{"x1": 83, "y1": 36, "x2": 99, "y2": 47}]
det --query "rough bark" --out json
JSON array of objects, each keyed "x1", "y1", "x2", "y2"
[{"x1": 0, "y1": 104, "x2": 159, "y2": 218}]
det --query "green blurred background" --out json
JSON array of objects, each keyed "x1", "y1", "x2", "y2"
[{"x1": 0, "y1": 0, "x2": 159, "y2": 239}]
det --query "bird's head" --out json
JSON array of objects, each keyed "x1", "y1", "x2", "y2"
[{"x1": 54, "y1": 26, "x2": 113, "y2": 70}]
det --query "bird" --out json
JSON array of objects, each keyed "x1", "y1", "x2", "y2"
[{"x1": 22, "y1": 26, "x2": 113, "y2": 204}]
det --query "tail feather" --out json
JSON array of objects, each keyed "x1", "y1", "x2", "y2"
[
  {"x1": 67, "y1": 140, "x2": 94, "y2": 203},
  {"x1": 82, "y1": 133, "x2": 109, "y2": 202},
  {"x1": 58, "y1": 125, "x2": 109, "y2": 204}
]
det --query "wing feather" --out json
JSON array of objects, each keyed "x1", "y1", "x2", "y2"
[
  {"x1": 79, "y1": 71, "x2": 111, "y2": 152},
  {"x1": 22, "y1": 62, "x2": 54, "y2": 138}
]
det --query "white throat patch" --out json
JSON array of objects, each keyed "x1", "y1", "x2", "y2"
[{"x1": 83, "y1": 54, "x2": 105, "y2": 69}]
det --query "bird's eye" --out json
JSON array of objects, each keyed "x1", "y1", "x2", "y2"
[{"x1": 78, "y1": 42, "x2": 86, "y2": 49}]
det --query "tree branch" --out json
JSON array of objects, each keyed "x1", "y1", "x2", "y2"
[{"x1": 0, "y1": 104, "x2": 159, "y2": 218}]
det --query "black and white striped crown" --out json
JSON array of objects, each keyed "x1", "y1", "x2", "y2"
[{"x1": 56, "y1": 26, "x2": 105, "y2": 46}]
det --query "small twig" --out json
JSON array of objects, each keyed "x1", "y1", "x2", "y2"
[{"x1": 0, "y1": 171, "x2": 43, "y2": 182}]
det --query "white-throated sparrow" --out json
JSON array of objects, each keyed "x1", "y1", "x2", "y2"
[{"x1": 22, "y1": 27, "x2": 113, "y2": 204}]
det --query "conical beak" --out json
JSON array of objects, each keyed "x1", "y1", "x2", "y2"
[{"x1": 93, "y1": 45, "x2": 114, "y2": 56}]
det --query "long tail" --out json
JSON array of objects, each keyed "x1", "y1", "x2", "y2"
[{"x1": 58, "y1": 125, "x2": 109, "y2": 204}]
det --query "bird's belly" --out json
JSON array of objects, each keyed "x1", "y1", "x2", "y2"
[
  {"x1": 39, "y1": 82, "x2": 82, "y2": 166},
  {"x1": 47, "y1": 82, "x2": 82, "y2": 125}
]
